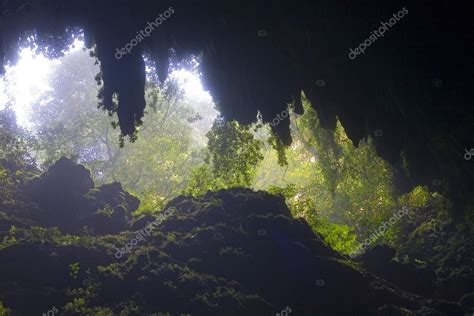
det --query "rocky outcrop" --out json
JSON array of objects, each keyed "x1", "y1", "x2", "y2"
[
  {"x1": 358, "y1": 245, "x2": 436, "y2": 298},
  {"x1": 0, "y1": 159, "x2": 471, "y2": 315},
  {"x1": 24, "y1": 157, "x2": 139, "y2": 234}
]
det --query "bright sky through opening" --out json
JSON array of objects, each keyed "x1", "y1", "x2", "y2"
[{"x1": 0, "y1": 40, "x2": 214, "y2": 128}]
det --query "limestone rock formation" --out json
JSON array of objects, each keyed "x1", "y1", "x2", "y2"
[{"x1": 25, "y1": 157, "x2": 139, "y2": 234}]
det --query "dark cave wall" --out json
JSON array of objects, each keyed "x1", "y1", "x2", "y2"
[{"x1": 0, "y1": 0, "x2": 473, "y2": 215}]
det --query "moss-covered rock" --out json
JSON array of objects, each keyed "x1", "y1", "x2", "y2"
[{"x1": 0, "y1": 159, "x2": 470, "y2": 315}]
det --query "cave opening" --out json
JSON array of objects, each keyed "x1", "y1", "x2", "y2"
[{"x1": 0, "y1": 1, "x2": 473, "y2": 315}]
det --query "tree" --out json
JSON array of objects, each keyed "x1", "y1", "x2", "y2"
[
  {"x1": 253, "y1": 93, "x2": 406, "y2": 253},
  {"x1": 0, "y1": 107, "x2": 38, "y2": 212},
  {"x1": 184, "y1": 118, "x2": 264, "y2": 195},
  {"x1": 29, "y1": 49, "x2": 213, "y2": 212},
  {"x1": 0, "y1": 107, "x2": 35, "y2": 164}
]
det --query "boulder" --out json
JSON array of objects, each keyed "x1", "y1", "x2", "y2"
[{"x1": 24, "y1": 157, "x2": 138, "y2": 234}]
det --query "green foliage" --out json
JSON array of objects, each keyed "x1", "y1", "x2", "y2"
[
  {"x1": 268, "y1": 133, "x2": 288, "y2": 167},
  {"x1": 184, "y1": 164, "x2": 224, "y2": 196},
  {"x1": 387, "y1": 188, "x2": 451, "y2": 248},
  {"x1": 255, "y1": 93, "x2": 433, "y2": 253},
  {"x1": 0, "y1": 301, "x2": 11, "y2": 316},
  {"x1": 0, "y1": 107, "x2": 35, "y2": 164},
  {"x1": 65, "y1": 283, "x2": 107, "y2": 315},
  {"x1": 315, "y1": 220, "x2": 358, "y2": 254},
  {"x1": 27, "y1": 49, "x2": 217, "y2": 213},
  {"x1": 398, "y1": 185, "x2": 431, "y2": 209},
  {"x1": 269, "y1": 184, "x2": 358, "y2": 254},
  {"x1": 0, "y1": 226, "x2": 99, "y2": 252},
  {"x1": 0, "y1": 166, "x2": 14, "y2": 208},
  {"x1": 69, "y1": 262, "x2": 81, "y2": 279},
  {"x1": 23, "y1": 226, "x2": 62, "y2": 244},
  {"x1": 0, "y1": 226, "x2": 18, "y2": 249},
  {"x1": 64, "y1": 298, "x2": 87, "y2": 314},
  {"x1": 0, "y1": 108, "x2": 37, "y2": 211},
  {"x1": 185, "y1": 119, "x2": 264, "y2": 195},
  {"x1": 206, "y1": 119, "x2": 263, "y2": 186}
]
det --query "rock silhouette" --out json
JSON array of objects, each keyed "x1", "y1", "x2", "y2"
[{"x1": 25, "y1": 157, "x2": 138, "y2": 234}]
